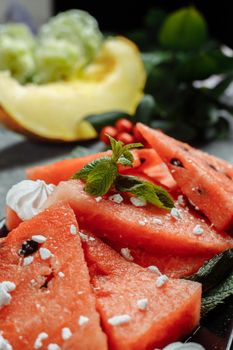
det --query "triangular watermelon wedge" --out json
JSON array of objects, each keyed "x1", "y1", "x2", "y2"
[
  {"x1": 45, "y1": 180, "x2": 233, "y2": 256},
  {"x1": 137, "y1": 123, "x2": 233, "y2": 232},
  {"x1": 102, "y1": 237, "x2": 210, "y2": 278},
  {"x1": 81, "y1": 232, "x2": 201, "y2": 350},
  {"x1": 0, "y1": 202, "x2": 107, "y2": 350}
]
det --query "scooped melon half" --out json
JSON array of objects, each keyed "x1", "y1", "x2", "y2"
[{"x1": 0, "y1": 36, "x2": 146, "y2": 141}]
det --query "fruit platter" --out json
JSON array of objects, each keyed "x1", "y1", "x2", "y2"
[{"x1": 0, "y1": 123, "x2": 233, "y2": 350}]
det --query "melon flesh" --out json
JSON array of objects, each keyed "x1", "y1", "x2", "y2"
[
  {"x1": 27, "y1": 151, "x2": 111, "y2": 185},
  {"x1": 45, "y1": 180, "x2": 233, "y2": 256},
  {"x1": 0, "y1": 202, "x2": 107, "y2": 350},
  {"x1": 137, "y1": 123, "x2": 233, "y2": 232},
  {"x1": 102, "y1": 237, "x2": 210, "y2": 278},
  {"x1": 27, "y1": 148, "x2": 176, "y2": 189},
  {"x1": 81, "y1": 232, "x2": 201, "y2": 350}
]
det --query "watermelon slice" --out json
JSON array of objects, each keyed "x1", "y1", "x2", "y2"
[
  {"x1": 45, "y1": 180, "x2": 233, "y2": 256},
  {"x1": 26, "y1": 151, "x2": 111, "y2": 185},
  {"x1": 102, "y1": 238, "x2": 210, "y2": 278},
  {"x1": 121, "y1": 148, "x2": 177, "y2": 190},
  {"x1": 0, "y1": 202, "x2": 107, "y2": 350},
  {"x1": 137, "y1": 123, "x2": 233, "y2": 232},
  {"x1": 81, "y1": 232, "x2": 202, "y2": 350},
  {"x1": 26, "y1": 148, "x2": 176, "y2": 190}
]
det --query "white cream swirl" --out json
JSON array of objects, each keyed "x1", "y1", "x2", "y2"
[
  {"x1": 163, "y1": 342, "x2": 205, "y2": 350},
  {"x1": 6, "y1": 180, "x2": 56, "y2": 220}
]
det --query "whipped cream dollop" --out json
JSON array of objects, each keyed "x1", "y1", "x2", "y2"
[
  {"x1": 163, "y1": 342, "x2": 205, "y2": 350},
  {"x1": 6, "y1": 180, "x2": 56, "y2": 220}
]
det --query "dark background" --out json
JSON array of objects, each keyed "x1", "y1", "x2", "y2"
[{"x1": 53, "y1": 1, "x2": 233, "y2": 48}]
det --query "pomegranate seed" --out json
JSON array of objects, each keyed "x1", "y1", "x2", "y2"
[
  {"x1": 100, "y1": 126, "x2": 118, "y2": 144},
  {"x1": 117, "y1": 132, "x2": 135, "y2": 144},
  {"x1": 116, "y1": 118, "x2": 134, "y2": 133}
]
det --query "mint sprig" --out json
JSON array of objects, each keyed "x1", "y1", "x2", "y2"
[
  {"x1": 186, "y1": 249, "x2": 233, "y2": 317},
  {"x1": 115, "y1": 175, "x2": 174, "y2": 209},
  {"x1": 71, "y1": 136, "x2": 174, "y2": 210}
]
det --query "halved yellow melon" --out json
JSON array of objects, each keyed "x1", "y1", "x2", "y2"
[{"x1": 0, "y1": 37, "x2": 146, "y2": 141}]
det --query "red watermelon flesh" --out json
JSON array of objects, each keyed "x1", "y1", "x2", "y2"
[
  {"x1": 44, "y1": 180, "x2": 233, "y2": 256},
  {"x1": 81, "y1": 232, "x2": 201, "y2": 350},
  {"x1": 137, "y1": 123, "x2": 233, "y2": 232},
  {"x1": 26, "y1": 148, "x2": 176, "y2": 190},
  {"x1": 26, "y1": 151, "x2": 111, "y2": 185},
  {"x1": 101, "y1": 237, "x2": 211, "y2": 279},
  {"x1": 122, "y1": 148, "x2": 177, "y2": 190},
  {"x1": 0, "y1": 202, "x2": 107, "y2": 350}
]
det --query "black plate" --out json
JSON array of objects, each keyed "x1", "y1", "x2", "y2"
[{"x1": 0, "y1": 218, "x2": 232, "y2": 350}]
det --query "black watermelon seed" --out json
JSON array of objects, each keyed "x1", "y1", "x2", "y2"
[
  {"x1": 225, "y1": 173, "x2": 232, "y2": 180},
  {"x1": 208, "y1": 163, "x2": 218, "y2": 171},
  {"x1": 170, "y1": 158, "x2": 184, "y2": 167},
  {"x1": 19, "y1": 240, "x2": 39, "y2": 257}
]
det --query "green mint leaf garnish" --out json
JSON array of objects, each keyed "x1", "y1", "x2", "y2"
[
  {"x1": 84, "y1": 159, "x2": 118, "y2": 196},
  {"x1": 201, "y1": 272, "x2": 233, "y2": 317},
  {"x1": 71, "y1": 156, "x2": 111, "y2": 180},
  {"x1": 71, "y1": 136, "x2": 174, "y2": 210},
  {"x1": 123, "y1": 142, "x2": 145, "y2": 150},
  {"x1": 186, "y1": 249, "x2": 233, "y2": 317},
  {"x1": 115, "y1": 175, "x2": 174, "y2": 210},
  {"x1": 117, "y1": 156, "x2": 133, "y2": 167},
  {"x1": 108, "y1": 135, "x2": 143, "y2": 164}
]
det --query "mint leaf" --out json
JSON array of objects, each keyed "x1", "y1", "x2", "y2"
[
  {"x1": 115, "y1": 175, "x2": 142, "y2": 191},
  {"x1": 85, "y1": 159, "x2": 118, "y2": 196},
  {"x1": 131, "y1": 182, "x2": 174, "y2": 209},
  {"x1": 186, "y1": 249, "x2": 233, "y2": 317},
  {"x1": 71, "y1": 156, "x2": 111, "y2": 180},
  {"x1": 108, "y1": 135, "x2": 143, "y2": 163},
  {"x1": 108, "y1": 136, "x2": 124, "y2": 162},
  {"x1": 70, "y1": 137, "x2": 173, "y2": 210},
  {"x1": 201, "y1": 271, "x2": 233, "y2": 317},
  {"x1": 115, "y1": 175, "x2": 174, "y2": 210},
  {"x1": 117, "y1": 156, "x2": 133, "y2": 167},
  {"x1": 117, "y1": 150, "x2": 134, "y2": 167},
  {"x1": 187, "y1": 249, "x2": 233, "y2": 293},
  {"x1": 121, "y1": 149, "x2": 134, "y2": 163},
  {"x1": 152, "y1": 185, "x2": 174, "y2": 209},
  {"x1": 123, "y1": 142, "x2": 143, "y2": 150}
]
